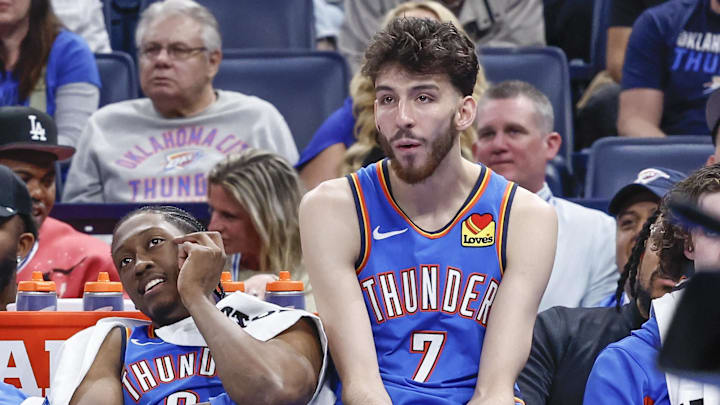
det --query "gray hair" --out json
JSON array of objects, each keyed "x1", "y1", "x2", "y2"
[
  {"x1": 479, "y1": 80, "x2": 555, "y2": 133},
  {"x1": 135, "y1": 0, "x2": 222, "y2": 52}
]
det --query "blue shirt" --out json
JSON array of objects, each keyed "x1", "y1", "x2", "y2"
[
  {"x1": 0, "y1": 382, "x2": 28, "y2": 405},
  {"x1": 0, "y1": 29, "x2": 100, "y2": 116},
  {"x1": 584, "y1": 313, "x2": 670, "y2": 404},
  {"x1": 622, "y1": 0, "x2": 720, "y2": 135},
  {"x1": 296, "y1": 97, "x2": 355, "y2": 168}
]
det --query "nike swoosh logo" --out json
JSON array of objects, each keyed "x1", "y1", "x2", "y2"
[
  {"x1": 130, "y1": 338, "x2": 165, "y2": 346},
  {"x1": 373, "y1": 226, "x2": 408, "y2": 240}
]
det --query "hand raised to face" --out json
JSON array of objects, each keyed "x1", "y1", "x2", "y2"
[{"x1": 173, "y1": 231, "x2": 226, "y2": 302}]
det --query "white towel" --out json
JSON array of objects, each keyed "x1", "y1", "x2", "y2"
[{"x1": 656, "y1": 290, "x2": 720, "y2": 405}]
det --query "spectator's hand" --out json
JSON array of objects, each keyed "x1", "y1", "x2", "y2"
[{"x1": 243, "y1": 273, "x2": 279, "y2": 300}]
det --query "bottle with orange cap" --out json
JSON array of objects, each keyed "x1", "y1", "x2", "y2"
[
  {"x1": 265, "y1": 271, "x2": 305, "y2": 310},
  {"x1": 16, "y1": 271, "x2": 57, "y2": 311},
  {"x1": 83, "y1": 272, "x2": 124, "y2": 311},
  {"x1": 221, "y1": 271, "x2": 245, "y2": 294}
]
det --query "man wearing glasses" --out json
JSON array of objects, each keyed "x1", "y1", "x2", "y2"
[{"x1": 62, "y1": 0, "x2": 297, "y2": 203}]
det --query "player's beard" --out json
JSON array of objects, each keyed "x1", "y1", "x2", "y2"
[{"x1": 377, "y1": 117, "x2": 458, "y2": 185}]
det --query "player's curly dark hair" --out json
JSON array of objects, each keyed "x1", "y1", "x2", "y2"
[
  {"x1": 615, "y1": 210, "x2": 659, "y2": 311},
  {"x1": 113, "y1": 205, "x2": 224, "y2": 299},
  {"x1": 361, "y1": 17, "x2": 478, "y2": 97}
]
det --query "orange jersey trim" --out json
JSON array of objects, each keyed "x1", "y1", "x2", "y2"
[
  {"x1": 376, "y1": 163, "x2": 491, "y2": 239},
  {"x1": 496, "y1": 181, "x2": 516, "y2": 275},
  {"x1": 351, "y1": 173, "x2": 372, "y2": 274}
]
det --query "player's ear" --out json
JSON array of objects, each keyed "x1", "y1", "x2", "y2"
[{"x1": 455, "y1": 95, "x2": 476, "y2": 131}]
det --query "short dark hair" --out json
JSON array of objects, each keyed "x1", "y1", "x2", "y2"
[
  {"x1": 114, "y1": 205, "x2": 206, "y2": 238},
  {"x1": 361, "y1": 17, "x2": 478, "y2": 97}
]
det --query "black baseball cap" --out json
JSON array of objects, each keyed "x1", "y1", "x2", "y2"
[
  {"x1": 608, "y1": 167, "x2": 687, "y2": 216},
  {"x1": 0, "y1": 106, "x2": 74, "y2": 161},
  {"x1": 0, "y1": 164, "x2": 36, "y2": 236}
]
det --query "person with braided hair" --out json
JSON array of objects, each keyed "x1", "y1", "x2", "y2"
[
  {"x1": 585, "y1": 163, "x2": 720, "y2": 405},
  {"x1": 50, "y1": 205, "x2": 329, "y2": 405},
  {"x1": 518, "y1": 209, "x2": 690, "y2": 405}
]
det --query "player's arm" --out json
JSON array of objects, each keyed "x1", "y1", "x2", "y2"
[
  {"x1": 69, "y1": 327, "x2": 124, "y2": 405},
  {"x1": 468, "y1": 188, "x2": 557, "y2": 405},
  {"x1": 299, "y1": 178, "x2": 393, "y2": 405},
  {"x1": 174, "y1": 232, "x2": 323, "y2": 405}
]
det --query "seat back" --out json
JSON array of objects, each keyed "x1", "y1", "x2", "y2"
[
  {"x1": 585, "y1": 136, "x2": 714, "y2": 199},
  {"x1": 479, "y1": 46, "x2": 574, "y2": 165},
  {"x1": 214, "y1": 50, "x2": 349, "y2": 152},
  {"x1": 95, "y1": 51, "x2": 139, "y2": 107},
  {"x1": 139, "y1": 0, "x2": 314, "y2": 50}
]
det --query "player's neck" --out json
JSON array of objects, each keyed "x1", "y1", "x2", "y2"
[{"x1": 389, "y1": 154, "x2": 480, "y2": 229}]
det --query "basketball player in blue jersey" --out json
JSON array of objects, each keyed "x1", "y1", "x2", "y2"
[
  {"x1": 65, "y1": 206, "x2": 326, "y2": 405},
  {"x1": 300, "y1": 17, "x2": 558, "y2": 405}
]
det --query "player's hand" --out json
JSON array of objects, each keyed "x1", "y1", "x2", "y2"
[{"x1": 173, "y1": 231, "x2": 226, "y2": 301}]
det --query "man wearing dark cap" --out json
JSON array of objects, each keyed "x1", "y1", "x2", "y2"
[
  {"x1": 0, "y1": 106, "x2": 119, "y2": 298},
  {"x1": 0, "y1": 164, "x2": 36, "y2": 311},
  {"x1": 517, "y1": 167, "x2": 689, "y2": 405},
  {"x1": 606, "y1": 167, "x2": 688, "y2": 306}
]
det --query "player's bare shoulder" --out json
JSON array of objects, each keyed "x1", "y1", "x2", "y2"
[
  {"x1": 300, "y1": 177, "x2": 356, "y2": 220},
  {"x1": 511, "y1": 186, "x2": 557, "y2": 221},
  {"x1": 299, "y1": 177, "x2": 362, "y2": 261},
  {"x1": 505, "y1": 186, "x2": 558, "y2": 256}
]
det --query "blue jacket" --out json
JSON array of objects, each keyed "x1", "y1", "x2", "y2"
[{"x1": 583, "y1": 314, "x2": 670, "y2": 404}]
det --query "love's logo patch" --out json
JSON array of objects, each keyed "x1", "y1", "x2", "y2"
[{"x1": 461, "y1": 213, "x2": 495, "y2": 247}]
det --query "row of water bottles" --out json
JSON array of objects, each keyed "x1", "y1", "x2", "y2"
[{"x1": 16, "y1": 270, "x2": 305, "y2": 311}]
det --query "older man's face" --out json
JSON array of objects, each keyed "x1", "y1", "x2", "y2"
[
  {"x1": 473, "y1": 96, "x2": 558, "y2": 193},
  {"x1": 138, "y1": 14, "x2": 219, "y2": 112}
]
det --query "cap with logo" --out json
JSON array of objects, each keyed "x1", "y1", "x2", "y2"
[
  {"x1": 0, "y1": 164, "x2": 33, "y2": 220},
  {"x1": 0, "y1": 106, "x2": 74, "y2": 161},
  {"x1": 608, "y1": 167, "x2": 687, "y2": 216}
]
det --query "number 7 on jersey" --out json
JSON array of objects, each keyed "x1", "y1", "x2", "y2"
[{"x1": 410, "y1": 331, "x2": 447, "y2": 383}]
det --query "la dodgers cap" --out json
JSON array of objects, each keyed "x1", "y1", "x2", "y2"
[
  {"x1": 608, "y1": 167, "x2": 687, "y2": 216},
  {"x1": 0, "y1": 106, "x2": 74, "y2": 161},
  {"x1": 706, "y1": 88, "x2": 720, "y2": 144},
  {"x1": 0, "y1": 164, "x2": 33, "y2": 220}
]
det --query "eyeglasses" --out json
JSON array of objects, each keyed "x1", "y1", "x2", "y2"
[{"x1": 139, "y1": 43, "x2": 208, "y2": 60}]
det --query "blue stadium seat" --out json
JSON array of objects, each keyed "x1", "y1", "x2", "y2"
[
  {"x1": 213, "y1": 50, "x2": 348, "y2": 153},
  {"x1": 95, "y1": 51, "x2": 139, "y2": 107},
  {"x1": 569, "y1": 0, "x2": 611, "y2": 81},
  {"x1": 479, "y1": 46, "x2": 574, "y2": 166},
  {"x1": 140, "y1": 0, "x2": 314, "y2": 50},
  {"x1": 585, "y1": 136, "x2": 714, "y2": 199}
]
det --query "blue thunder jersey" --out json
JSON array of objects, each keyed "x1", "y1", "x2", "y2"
[
  {"x1": 122, "y1": 325, "x2": 229, "y2": 405},
  {"x1": 347, "y1": 160, "x2": 518, "y2": 404}
]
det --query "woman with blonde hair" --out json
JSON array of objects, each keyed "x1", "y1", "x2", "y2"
[
  {"x1": 298, "y1": 0, "x2": 487, "y2": 190},
  {"x1": 207, "y1": 148, "x2": 314, "y2": 310}
]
